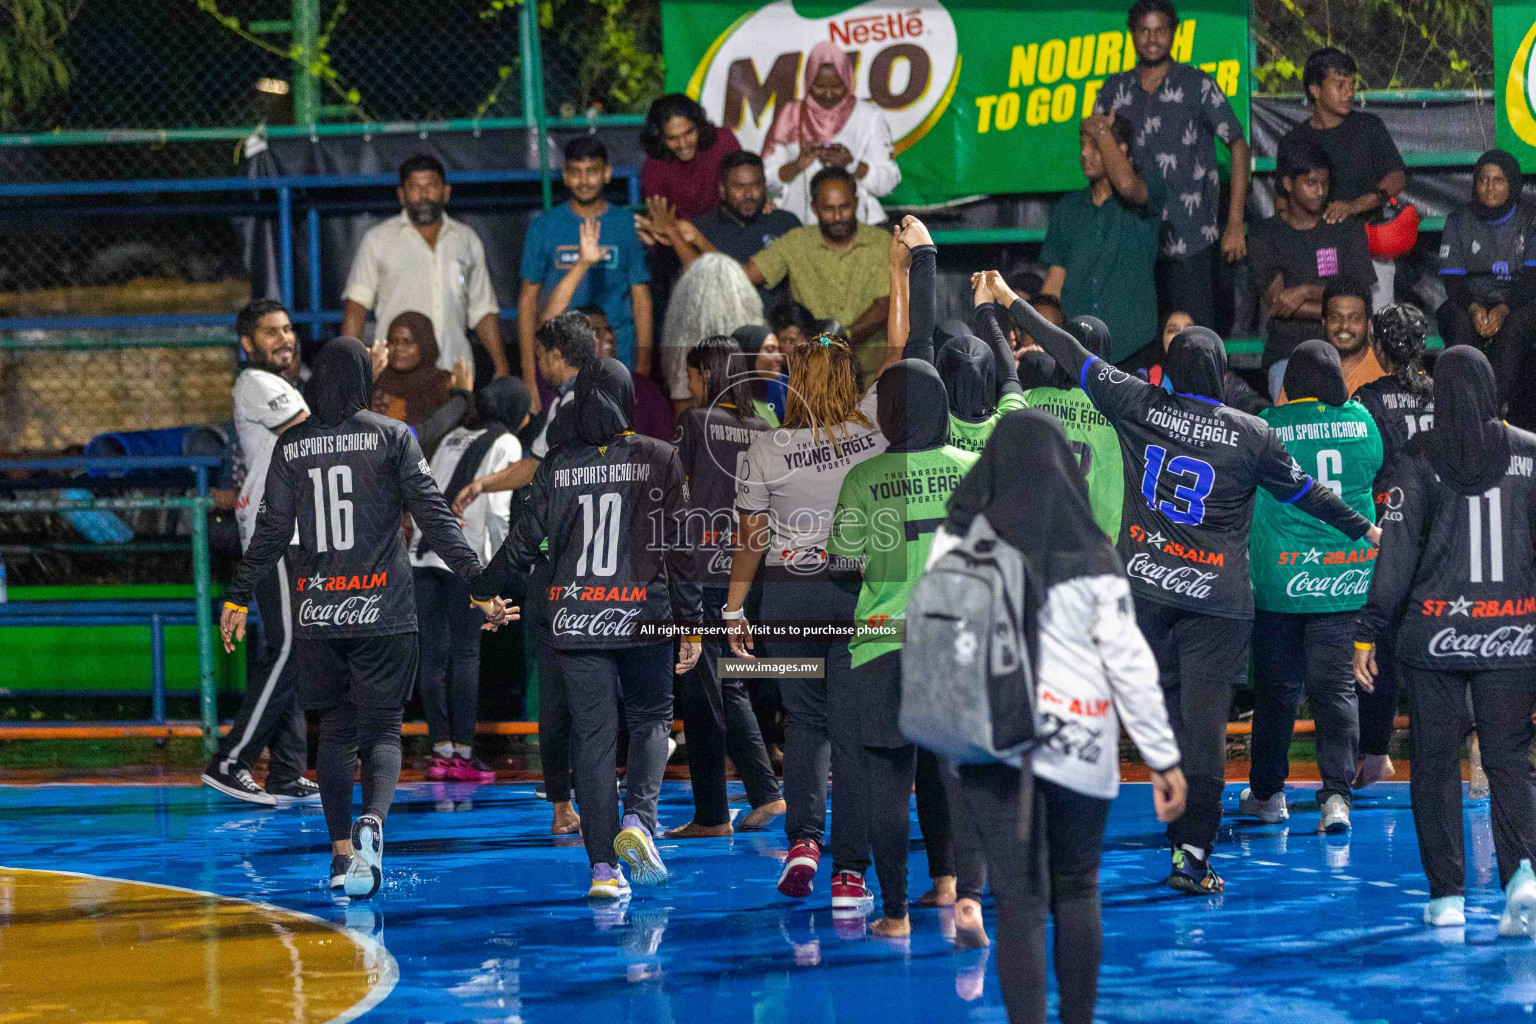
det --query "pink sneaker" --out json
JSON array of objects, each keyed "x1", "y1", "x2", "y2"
[
  {"x1": 425, "y1": 755, "x2": 453, "y2": 780},
  {"x1": 445, "y1": 756, "x2": 496, "y2": 782},
  {"x1": 778, "y1": 838, "x2": 821, "y2": 898}
]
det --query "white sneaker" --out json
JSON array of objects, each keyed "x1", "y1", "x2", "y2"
[
  {"x1": 344, "y1": 814, "x2": 383, "y2": 900},
  {"x1": 1424, "y1": 895, "x2": 1465, "y2": 927},
  {"x1": 1318, "y1": 794, "x2": 1350, "y2": 833},
  {"x1": 1238, "y1": 787, "x2": 1288, "y2": 824},
  {"x1": 1500, "y1": 859, "x2": 1536, "y2": 937}
]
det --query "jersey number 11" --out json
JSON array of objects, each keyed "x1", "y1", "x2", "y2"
[{"x1": 1468, "y1": 488, "x2": 1504, "y2": 584}]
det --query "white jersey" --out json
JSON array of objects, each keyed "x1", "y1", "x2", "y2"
[
  {"x1": 530, "y1": 381, "x2": 577, "y2": 459},
  {"x1": 926, "y1": 529, "x2": 1180, "y2": 799},
  {"x1": 736, "y1": 387, "x2": 886, "y2": 570},
  {"x1": 409, "y1": 425, "x2": 522, "y2": 570},
  {"x1": 233, "y1": 367, "x2": 308, "y2": 551}
]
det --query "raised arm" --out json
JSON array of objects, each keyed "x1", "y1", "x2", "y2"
[
  {"x1": 541, "y1": 217, "x2": 606, "y2": 323},
  {"x1": 973, "y1": 299, "x2": 1023, "y2": 401},
  {"x1": 988, "y1": 273, "x2": 1093, "y2": 382},
  {"x1": 894, "y1": 216, "x2": 937, "y2": 364}
]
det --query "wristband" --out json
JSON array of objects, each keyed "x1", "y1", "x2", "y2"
[
  {"x1": 1354, "y1": 641, "x2": 1375, "y2": 651},
  {"x1": 682, "y1": 634, "x2": 702, "y2": 643},
  {"x1": 222, "y1": 601, "x2": 248, "y2": 614},
  {"x1": 720, "y1": 606, "x2": 746, "y2": 620}
]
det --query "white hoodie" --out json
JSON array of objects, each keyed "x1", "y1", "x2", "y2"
[{"x1": 928, "y1": 532, "x2": 1180, "y2": 798}]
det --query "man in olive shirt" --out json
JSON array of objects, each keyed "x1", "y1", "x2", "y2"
[
  {"x1": 747, "y1": 166, "x2": 892, "y2": 379},
  {"x1": 1039, "y1": 115, "x2": 1165, "y2": 363}
]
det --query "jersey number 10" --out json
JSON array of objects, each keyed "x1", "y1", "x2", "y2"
[
  {"x1": 307, "y1": 466, "x2": 354, "y2": 552},
  {"x1": 576, "y1": 493, "x2": 622, "y2": 577}
]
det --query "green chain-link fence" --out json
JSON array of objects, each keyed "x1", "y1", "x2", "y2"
[{"x1": 1253, "y1": 0, "x2": 1491, "y2": 94}]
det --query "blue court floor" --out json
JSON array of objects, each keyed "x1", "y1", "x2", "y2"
[{"x1": 1, "y1": 780, "x2": 1532, "y2": 1023}]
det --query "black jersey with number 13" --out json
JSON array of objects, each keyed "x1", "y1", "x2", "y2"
[{"x1": 1009, "y1": 300, "x2": 1371, "y2": 619}]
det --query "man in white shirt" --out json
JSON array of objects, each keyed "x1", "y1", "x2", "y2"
[
  {"x1": 202, "y1": 300, "x2": 321, "y2": 807},
  {"x1": 341, "y1": 153, "x2": 509, "y2": 379}
]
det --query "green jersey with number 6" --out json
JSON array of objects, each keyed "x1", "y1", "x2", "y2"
[
  {"x1": 1021, "y1": 386, "x2": 1124, "y2": 541},
  {"x1": 1250, "y1": 398, "x2": 1382, "y2": 613}
]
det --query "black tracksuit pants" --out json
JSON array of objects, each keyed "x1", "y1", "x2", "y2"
[
  {"x1": 1405, "y1": 664, "x2": 1536, "y2": 899},
  {"x1": 215, "y1": 558, "x2": 307, "y2": 786}
]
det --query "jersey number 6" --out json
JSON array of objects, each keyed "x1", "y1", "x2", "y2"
[{"x1": 1140, "y1": 445, "x2": 1214, "y2": 526}]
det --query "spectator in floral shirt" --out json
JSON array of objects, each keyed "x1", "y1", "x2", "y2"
[{"x1": 1094, "y1": 0, "x2": 1250, "y2": 342}]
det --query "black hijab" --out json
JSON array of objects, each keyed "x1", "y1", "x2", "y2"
[
  {"x1": 945, "y1": 409, "x2": 1121, "y2": 586},
  {"x1": 936, "y1": 335, "x2": 995, "y2": 420},
  {"x1": 1165, "y1": 326, "x2": 1227, "y2": 403},
  {"x1": 1017, "y1": 349, "x2": 1058, "y2": 390},
  {"x1": 309, "y1": 336, "x2": 374, "y2": 428},
  {"x1": 475, "y1": 375, "x2": 531, "y2": 433},
  {"x1": 877, "y1": 360, "x2": 951, "y2": 453},
  {"x1": 571, "y1": 358, "x2": 635, "y2": 446},
  {"x1": 732, "y1": 324, "x2": 770, "y2": 355},
  {"x1": 1422, "y1": 345, "x2": 1509, "y2": 495},
  {"x1": 1282, "y1": 339, "x2": 1348, "y2": 407},
  {"x1": 1067, "y1": 316, "x2": 1110, "y2": 360},
  {"x1": 1473, "y1": 149, "x2": 1523, "y2": 224}
]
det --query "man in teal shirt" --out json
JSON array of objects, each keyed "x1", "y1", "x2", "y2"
[
  {"x1": 1038, "y1": 114, "x2": 1164, "y2": 363},
  {"x1": 1242, "y1": 340, "x2": 1382, "y2": 834}
]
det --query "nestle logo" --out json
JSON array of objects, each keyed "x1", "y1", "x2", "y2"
[{"x1": 828, "y1": 9, "x2": 922, "y2": 46}]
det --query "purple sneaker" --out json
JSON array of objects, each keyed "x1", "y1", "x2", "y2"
[
  {"x1": 588, "y1": 862, "x2": 631, "y2": 899},
  {"x1": 614, "y1": 813, "x2": 668, "y2": 886}
]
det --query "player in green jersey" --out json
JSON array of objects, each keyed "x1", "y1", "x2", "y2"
[
  {"x1": 1241, "y1": 340, "x2": 1382, "y2": 832},
  {"x1": 1017, "y1": 312, "x2": 1126, "y2": 539},
  {"x1": 829, "y1": 357, "x2": 978, "y2": 938}
]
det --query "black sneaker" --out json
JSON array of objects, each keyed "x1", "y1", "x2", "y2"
[
  {"x1": 1166, "y1": 847, "x2": 1225, "y2": 896},
  {"x1": 329, "y1": 854, "x2": 352, "y2": 890},
  {"x1": 269, "y1": 776, "x2": 322, "y2": 805},
  {"x1": 200, "y1": 762, "x2": 278, "y2": 807}
]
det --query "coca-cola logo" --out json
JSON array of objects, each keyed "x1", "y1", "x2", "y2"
[
  {"x1": 298, "y1": 593, "x2": 383, "y2": 628},
  {"x1": 1125, "y1": 553, "x2": 1217, "y2": 600},
  {"x1": 551, "y1": 605, "x2": 642, "y2": 639},
  {"x1": 1285, "y1": 568, "x2": 1372, "y2": 600},
  {"x1": 1428, "y1": 625, "x2": 1536, "y2": 660},
  {"x1": 707, "y1": 547, "x2": 733, "y2": 576}
]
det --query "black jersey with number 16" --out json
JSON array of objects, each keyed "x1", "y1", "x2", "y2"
[
  {"x1": 228, "y1": 343, "x2": 483, "y2": 639},
  {"x1": 1008, "y1": 300, "x2": 1371, "y2": 619}
]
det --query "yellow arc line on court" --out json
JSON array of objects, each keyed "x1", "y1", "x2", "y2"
[{"x1": 0, "y1": 865, "x2": 397, "y2": 1024}]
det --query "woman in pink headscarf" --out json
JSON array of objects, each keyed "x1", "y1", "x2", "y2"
[{"x1": 761, "y1": 41, "x2": 900, "y2": 226}]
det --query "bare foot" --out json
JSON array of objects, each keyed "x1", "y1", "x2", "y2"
[
  {"x1": 739, "y1": 799, "x2": 787, "y2": 831},
  {"x1": 1352, "y1": 753, "x2": 1395, "y2": 790},
  {"x1": 870, "y1": 915, "x2": 911, "y2": 937},
  {"x1": 551, "y1": 801, "x2": 581, "y2": 835},
  {"x1": 915, "y1": 875, "x2": 957, "y2": 907},
  {"x1": 953, "y1": 898, "x2": 989, "y2": 948},
  {"x1": 664, "y1": 820, "x2": 733, "y2": 839}
]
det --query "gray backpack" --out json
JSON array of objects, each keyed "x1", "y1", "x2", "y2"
[{"x1": 900, "y1": 513, "x2": 1040, "y2": 764}]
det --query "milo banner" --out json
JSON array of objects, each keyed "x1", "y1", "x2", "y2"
[
  {"x1": 1498, "y1": 0, "x2": 1536, "y2": 166},
  {"x1": 660, "y1": 0, "x2": 1250, "y2": 204}
]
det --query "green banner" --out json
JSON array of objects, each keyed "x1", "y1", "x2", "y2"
[
  {"x1": 661, "y1": 0, "x2": 1250, "y2": 204},
  {"x1": 1496, "y1": 0, "x2": 1536, "y2": 168}
]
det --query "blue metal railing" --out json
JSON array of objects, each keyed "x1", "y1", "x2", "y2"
[
  {"x1": 0, "y1": 455, "x2": 222, "y2": 751},
  {"x1": 0, "y1": 167, "x2": 644, "y2": 343}
]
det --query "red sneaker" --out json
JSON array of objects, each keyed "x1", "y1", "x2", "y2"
[
  {"x1": 830, "y1": 870, "x2": 873, "y2": 910},
  {"x1": 425, "y1": 756, "x2": 453, "y2": 780},
  {"x1": 778, "y1": 838, "x2": 821, "y2": 898},
  {"x1": 445, "y1": 756, "x2": 496, "y2": 782}
]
